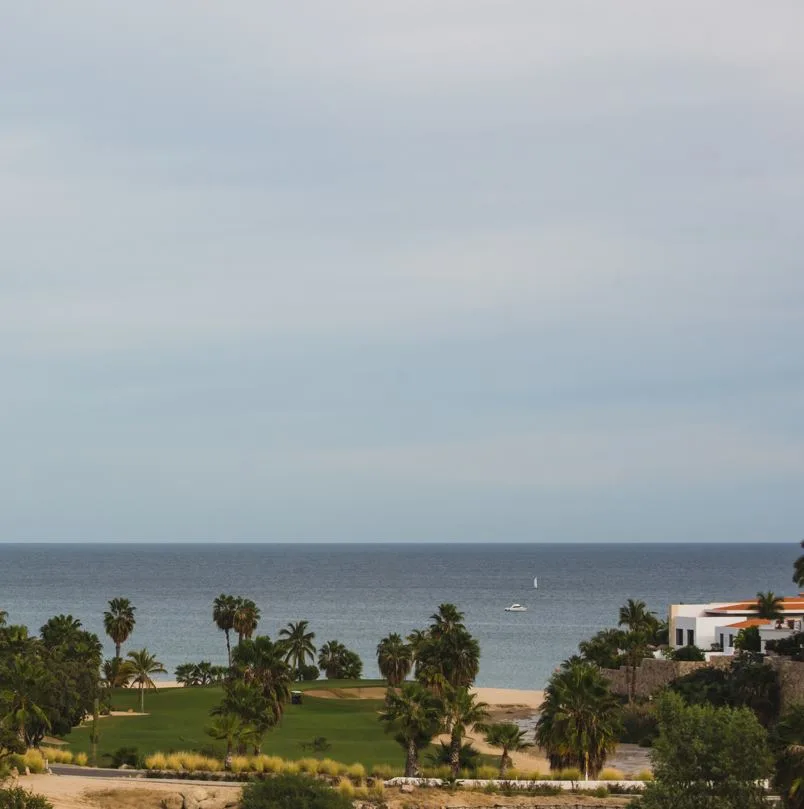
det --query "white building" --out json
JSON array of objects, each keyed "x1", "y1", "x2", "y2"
[{"x1": 669, "y1": 597, "x2": 804, "y2": 656}]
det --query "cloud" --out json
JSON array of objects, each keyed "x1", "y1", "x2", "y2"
[{"x1": 0, "y1": 2, "x2": 802, "y2": 540}]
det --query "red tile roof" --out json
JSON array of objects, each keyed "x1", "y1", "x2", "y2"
[{"x1": 724, "y1": 618, "x2": 771, "y2": 629}]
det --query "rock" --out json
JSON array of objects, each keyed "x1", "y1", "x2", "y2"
[
  {"x1": 160, "y1": 795, "x2": 184, "y2": 809},
  {"x1": 119, "y1": 764, "x2": 132, "y2": 770},
  {"x1": 399, "y1": 783, "x2": 415, "y2": 793},
  {"x1": 197, "y1": 791, "x2": 239, "y2": 809},
  {"x1": 24, "y1": 767, "x2": 30, "y2": 776}
]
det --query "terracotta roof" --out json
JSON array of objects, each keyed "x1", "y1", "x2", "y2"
[
  {"x1": 708, "y1": 597, "x2": 804, "y2": 614},
  {"x1": 724, "y1": 618, "x2": 771, "y2": 629}
]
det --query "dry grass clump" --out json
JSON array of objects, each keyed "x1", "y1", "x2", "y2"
[
  {"x1": 344, "y1": 762, "x2": 366, "y2": 781},
  {"x1": 557, "y1": 767, "x2": 582, "y2": 780},
  {"x1": 316, "y1": 758, "x2": 342, "y2": 776},
  {"x1": 281, "y1": 760, "x2": 300, "y2": 775},
  {"x1": 337, "y1": 777, "x2": 355, "y2": 798},
  {"x1": 370, "y1": 763, "x2": 393, "y2": 780},
  {"x1": 227, "y1": 755, "x2": 251, "y2": 774},
  {"x1": 73, "y1": 752, "x2": 89, "y2": 766},
  {"x1": 40, "y1": 747, "x2": 73, "y2": 764},
  {"x1": 15, "y1": 750, "x2": 46, "y2": 773},
  {"x1": 599, "y1": 767, "x2": 625, "y2": 781},
  {"x1": 296, "y1": 757, "x2": 319, "y2": 773},
  {"x1": 144, "y1": 752, "x2": 168, "y2": 770},
  {"x1": 635, "y1": 769, "x2": 654, "y2": 781},
  {"x1": 260, "y1": 755, "x2": 285, "y2": 774},
  {"x1": 368, "y1": 781, "x2": 385, "y2": 800}
]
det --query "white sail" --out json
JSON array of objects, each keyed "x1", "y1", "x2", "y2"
[{"x1": 533, "y1": 576, "x2": 538, "y2": 589}]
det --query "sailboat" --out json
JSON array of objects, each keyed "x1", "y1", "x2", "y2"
[{"x1": 534, "y1": 576, "x2": 538, "y2": 589}]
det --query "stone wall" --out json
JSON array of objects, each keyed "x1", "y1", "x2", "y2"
[{"x1": 602, "y1": 654, "x2": 804, "y2": 707}]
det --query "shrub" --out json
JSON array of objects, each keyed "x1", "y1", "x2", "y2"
[
  {"x1": 228, "y1": 756, "x2": 251, "y2": 774},
  {"x1": 598, "y1": 767, "x2": 625, "y2": 781},
  {"x1": 368, "y1": 781, "x2": 385, "y2": 800},
  {"x1": 669, "y1": 644, "x2": 706, "y2": 661},
  {"x1": 505, "y1": 767, "x2": 523, "y2": 780},
  {"x1": 370, "y1": 763, "x2": 393, "y2": 779},
  {"x1": 557, "y1": 767, "x2": 582, "y2": 781},
  {"x1": 39, "y1": 747, "x2": 71, "y2": 765},
  {"x1": 300, "y1": 664, "x2": 320, "y2": 681},
  {"x1": 258, "y1": 756, "x2": 284, "y2": 774},
  {"x1": 104, "y1": 747, "x2": 139, "y2": 769},
  {"x1": 0, "y1": 787, "x2": 54, "y2": 809},
  {"x1": 635, "y1": 769, "x2": 654, "y2": 781},
  {"x1": 296, "y1": 758, "x2": 319, "y2": 774},
  {"x1": 241, "y1": 774, "x2": 353, "y2": 809},
  {"x1": 526, "y1": 770, "x2": 547, "y2": 780},
  {"x1": 344, "y1": 762, "x2": 365, "y2": 782},
  {"x1": 145, "y1": 753, "x2": 167, "y2": 770},
  {"x1": 337, "y1": 778, "x2": 355, "y2": 799},
  {"x1": 11, "y1": 751, "x2": 45, "y2": 775},
  {"x1": 475, "y1": 765, "x2": 497, "y2": 780},
  {"x1": 72, "y1": 753, "x2": 88, "y2": 767},
  {"x1": 281, "y1": 760, "x2": 300, "y2": 775},
  {"x1": 316, "y1": 758, "x2": 341, "y2": 776}
]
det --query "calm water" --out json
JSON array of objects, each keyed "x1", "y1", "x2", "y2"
[{"x1": 0, "y1": 543, "x2": 796, "y2": 689}]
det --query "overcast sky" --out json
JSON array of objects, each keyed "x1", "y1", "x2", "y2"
[{"x1": 2, "y1": 2, "x2": 803, "y2": 543}]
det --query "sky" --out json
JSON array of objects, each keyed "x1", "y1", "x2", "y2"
[{"x1": 1, "y1": 2, "x2": 803, "y2": 543}]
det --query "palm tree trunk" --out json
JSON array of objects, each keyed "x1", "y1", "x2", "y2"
[
  {"x1": 405, "y1": 739, "x2": 418, "y2": 777},
  {"x1": 499, "y1": 749, "x2": 510, "y2": 778},
  {"x1": 139, "y1": 684, "x2": 145, "y2": 713},
  {"x1": 225, "y1": 630, "x2": 231, "y2": 667},
  {"x1": 450, "y1": 728, "x2": 461, "y2": 777},
  {"x1": 115, "y1": 642, "x2": 121, "y2": 659},
  {"x1": 584, "y1": 751, "x2": 589, "y2": 781}
]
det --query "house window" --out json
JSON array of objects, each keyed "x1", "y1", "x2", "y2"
[
  {"x1": 728, "y1": 634, "x2": 734, "y2": 648},
  {"x1": 720, "y1": 633, "x2": 724, "y2": 649},
  {"x1": 687, "y1": 629, "x2": 695, "y2": 646},
  {"x1": 676, "y1": 628, "x2": 684, "y2": 646}
]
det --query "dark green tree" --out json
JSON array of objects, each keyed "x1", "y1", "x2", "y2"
[
  {"x1": 637, "y1": 691, "x2": 772, "y2": 809},
  {"x1": 278, "y1": 621, "x2": 316, "y2": 681},
  {"x1": 536, "y1": 659, "x2": 622, "y2": 779},
  {"x1": 379, "y1": 682, "x2": 441, "y2": 776},
  {"x1": 102, "y1": 598, "x2": 136, "y2": 660},
  {"x1": 377, "y1": 633, "x2": 413, "y2": 687}
]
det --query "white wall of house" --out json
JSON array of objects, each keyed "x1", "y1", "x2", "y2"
[
  {"x1": 673, "y1": 615, "x2": 724, "y2": 650},
  {"x1": 713, "y1": 623, "x2": 739, "y2": 655}
]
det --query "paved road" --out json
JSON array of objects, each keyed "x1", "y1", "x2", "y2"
[{"x1": 50, "y1": 765, "x2": 145, "y2": 779}]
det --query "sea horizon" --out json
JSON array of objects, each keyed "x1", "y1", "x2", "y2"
[{"x1": 2, "y1": 542, "x2": 798, "y2": 689}]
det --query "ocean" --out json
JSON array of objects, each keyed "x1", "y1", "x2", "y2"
[{"x1": 0, "y1": 543, "x2": 797, "y2": 689}]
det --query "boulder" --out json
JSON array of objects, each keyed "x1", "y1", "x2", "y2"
[
  {"x1": 181, "y1": 787, "x2": 210, "y2": 809},
  {"x1": 196, "y1": 790, "x2": 239, "y2": 809},
  {"x1": 159, "y1": 795, "x2": 184, "y2": 809},
  {"x1": 399, "y1": 783, "x2": 415, "y2": 793}
]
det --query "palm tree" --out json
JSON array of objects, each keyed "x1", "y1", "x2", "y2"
[
  {"x1": 379, "y1": 682, "x2": 442, "y2": 777},
  {"x1": 429, "y1": 604, "x2": 466, "y2": 638},
  {"x1": 772, "y1": 704, "x2": 804, "y2": 809},
  {"x1": 318, "y1": 640, "x2": 347, "y2": 679},
  {"x1": 618, "y1": 599, "x2": 655, "y2": 633},
  {"x1": 103, "y1": 598, "x2": 136, "y2": 659},
  {"x1": 278, "y1": 621, "x2": 316, "y2": 681},
  {"x1": 484, "y1": 722, "x2": 533, "y2": 777},
  {"x1": 206, "y1": 712, "x2": 244, "y2": 760},
  {"x1": 232, "y1": 636, "x2": 292, "y2": 723},
  {"x1": 213, "y1": 594, "x2": 239, "y2": 666},
  {"x1": 536, "y1": 659, "x2": 622, "y2": 780},
  {"x1": 103, "y1": 657, "x2": 134, "y2": 688},
  {"x1": 794, "y1": 541, "x2": 804, "y2": 590},
  {"x1": 126, "y1": 649, "x2": 166, "y2": 712},
  {"x1": 578, "y1": 629, "x2": 625, "y2": 669},
  {"x1": 212, "y1": 681, "x2": 274, "y2": 754},
  {"x1": 0, "y1": 657, "x2": 51, "y2": 745},
  {"x1": 233, "y1": 599, "x2": 260, "y2": 646},
  {"x1": 440, "y1": 686, "x2": 489, "y2": 777},
  {"x1": 0, "y1": 610, "x2": 7, "y2": 626},
  {"x1": 377, "y1": 633, "x2": 413, "y2": 687},
  {"x1": 756, "y1": 591, "x2": 785, "y2": 623}
]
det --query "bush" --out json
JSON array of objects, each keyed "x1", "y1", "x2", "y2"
[
  {"x1": 344, "y1": 762, "x2": 365, "y2": 782},
  {"x1": 300, "y1": 664, "x2": 320, "y2": 681},
  {"x1": 635, "y1": 769, "x2": 654, "y2": 781},
  {"x1": 144, "y1": 753, "x2": 167, "y2": 770},
  {"x1": 619, "y1": 701, "x2": 658, "y2": 747},
  {"x1": 370, "y1": 763, "x2": 393, "y2": 779},
  {"x1": 72, "y1": 753, "x2": 88, "y2": 767},
  {"x1": 316, "y1": 759, "x2": 341, "y2": 777},
  {"x1": 241, "y1": 774, "x2": 353, "y2": 809},
  {"x1": 557, "y1": 767, "x2": 582, "y2": 780},
  {"x1": 669, "y1": 645, "x2": 706, "y2": 661},
  {"x1": 9, "y1": 751, "x2": 45, "y2": 775},
  {"x1": 598, "y1": 767, "x2": 625, "y2": 781},
  {"x1": 0, "y1": 788, "x2": 53, "y2": 809},
  {"x1": 104, "y1": 746, "x2": 140, "y2": 769}
]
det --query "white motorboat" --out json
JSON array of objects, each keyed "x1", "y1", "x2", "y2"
[{"x1": 504, "y1": 603, "x2": 527, "y2": 612}]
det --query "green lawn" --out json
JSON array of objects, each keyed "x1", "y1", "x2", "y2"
[{"x1": 63, "y1": 681, "x2": 406, "y2": 768}]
